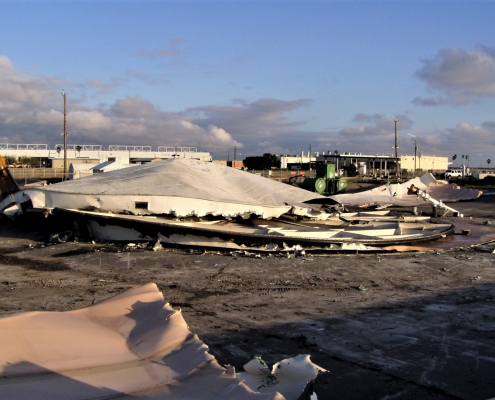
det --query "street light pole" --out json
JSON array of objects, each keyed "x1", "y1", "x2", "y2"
[
  {"x1": 394, "y1": 118, "x2": 400, "y2": 179},
  {"x1": 414, "y1": 138, "x2": 417, "y2": 177},
  {"x1": 62, "y1": 90, "x2": 68, "y2": 181}
]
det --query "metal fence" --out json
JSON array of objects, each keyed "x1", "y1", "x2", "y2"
[{"x1": 9, "y1": 168, "x2": 65, "y2": 180}]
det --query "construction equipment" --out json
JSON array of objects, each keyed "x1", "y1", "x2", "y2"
[
  {"x1": 0, "y1": 157, "x2": 21, "y2": 202},
  {"x1": 301, "y1": 164, "x2": 347, "y2": 195}
]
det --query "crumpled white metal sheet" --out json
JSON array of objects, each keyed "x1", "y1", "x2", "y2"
[
  {"x1": 330, "y1": 173, "x2": 482, "y2": 207},
  {"x1": 0, "y1": 283, "x2": 325, "y2": 399},
  {"x1": 3, "y1": 159, "x2": 330, "y2": 219}
]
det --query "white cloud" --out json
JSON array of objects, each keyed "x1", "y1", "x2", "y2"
[
  {"x1": 3, "y1": 54, "x2": 494, "y2": 164},
  {"x1": 415, "y1": 46, "x2": 495, "y2": 105},
  {"x1": 35, "y1": 109, "x2": 62, "y2": 125},
  {"x1": 206, "y1": 125, "x2": 242, "y2": 145},
  {"x1": 67, "y1": 110, "x2": 113, "y2": 131},
  {"x1": 341, "y1": 114, "x2": 413, "y2": 138},
  {"x1": 0, "y1": 55, "x2": 15, "y2": 73},
  {"x1": 110, "y1": 95, "x2": 156, "y2": 118},
  {"x1": 0, "y1": 56, "x2": 319, "y2": 156}
]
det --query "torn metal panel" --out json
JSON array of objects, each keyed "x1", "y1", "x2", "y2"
[
  {"x1": 238, "y1": 355, "x2": 327, "y2": 400},
  {"x1": 0, "y1": 283, "x2": 324, "y2": 399},
  {"x1": 1, "y1": 159, "x2": 334, "y2": 219},
  {"x1": 55, "y1": 208, "x2": 455, "y2": 251},
  {"x1": 330, "y1": 173, "x2": 482, "y2": 208},
  {"x1": 157, "y1": 232, "x2": 244, "y2": 249}
]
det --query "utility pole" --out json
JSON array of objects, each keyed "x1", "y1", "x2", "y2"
[
  {"x1": 414, "y1": 138, "x2": 417, "y2": 177},
  {"x1": 309, "y1": 142, "x2": 312, "y2": 171},
  {"x1": 62, "y1": 90, "x2": 68, "y2": 181},
  {"x1": 394, "y1": 118, "x2": 399, "y2": 179},
  {"x1": 233, "y1": 146, "x2": 236, "y2": 169},
  {"x1": 300, "y1": 147, "x2": 303, "y2": 172}
]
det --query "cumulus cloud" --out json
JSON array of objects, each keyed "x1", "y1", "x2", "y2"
[
  {"x1": 67, "y1": 110, "x2": 113, "y2": 131},
  {"x1": 341, "y1": 114, "x2": 413, "y2": 138},
  {"x1": 0, "y1": 55, "x2": 15, "y2": 73},
  {"x1": 304, "y1": 114, "x2": 416, "y2": 157},
  {"x1": 440, "y1": 121, "x2": 495, "y2": 152},
  {"x1": 0, "y1": 56, "x2": 242, "y2": 152},
  {"x1": 206, "y1": 125, "x2": 241, "y2": 145},
  {"x1": 180, "y1": 98, "x2": 314, "y2": 155},
  {"x1": 414, "y1": 46, "x2": 495, "y2": 105},
  {"x1": 110, "y1": 95, "x2": 156, "y2": 118},
  {"x1": 0, "y1": 55, "x2": 323, "y2": 158},
  {"x1": 6, "y1": 54, "x2": 493, "y2": 163},
  {"x1": 186, "y1": 98, "x2": 311, "y2": 137}
]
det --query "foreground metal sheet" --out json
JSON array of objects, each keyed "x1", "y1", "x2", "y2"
[
  {"x1": 0, "y1": 283, "x2": 324, "y2": 399},
  {"x1": 330, "y1": 174, "x2": 482, "y2": 207},
  {"x1": 0, "y1": 159, "x2": 334, "y2": 219}
]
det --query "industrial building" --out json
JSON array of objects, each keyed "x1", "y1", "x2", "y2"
[
  {"x1": 0, "y1": 143, "x2": 212, "y2": 165},
  {"x1": 281, "y1": 152, "x2": 450, "y2": 176}
]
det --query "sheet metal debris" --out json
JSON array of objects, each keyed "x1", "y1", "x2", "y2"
[
  {"x1": 0, "y1": 283, "x2": 325, "y2": 399},
  {"x1": 52, "y1": 208, "x2": 454, "y2": 252},
  {"x1": 1, "y1": 158, "x2": 337, "y2": 219},
  {"x1": 330, "y1": 173, "x2": 481, "y2": 214},
  {"x1": 0, "y1": 160, "x2": 465, "y2": 251}
]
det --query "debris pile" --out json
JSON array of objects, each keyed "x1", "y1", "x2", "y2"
[{"x1": 0, "y1": 160, "x2": 476, "y2": 252}]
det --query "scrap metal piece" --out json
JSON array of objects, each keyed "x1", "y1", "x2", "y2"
[
  {"x1": 0, "y1": 159, "x2": 335, "y2": 219},
  {"x1": 238, "y1": 355, "x2": 327, "y2": 400},
  {"x1": 331, "y1": 173, "x2": 481, "y2": 210},
  {"x1": 59, "y1": 209, "x2": 455, "y2": 249},
  {"x1": 0, "y1": 283, "x2": 325, "y2": 399}
]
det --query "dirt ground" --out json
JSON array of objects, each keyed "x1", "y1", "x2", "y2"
[{"x1": 1, "y1": 195, "x2": 495, "y2": 399}]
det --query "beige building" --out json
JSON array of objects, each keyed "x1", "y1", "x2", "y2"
[
  {"x1": 49, "y1": 158, "x2": 100, "y2": 169},
  {"x1": 310, "y1": 153, "x2": 450, "y2": 176},
  {"x1": 399, "y1": 155, "x2": 449, "y2": 172}
]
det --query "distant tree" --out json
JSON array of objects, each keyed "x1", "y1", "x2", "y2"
[
  {"x1": 488, "y1": 159, "x2": 492, "y2": 166},
  {"x1": 243, "y1": 153, "x2": 280, "y2": 170},
  {"x1": 242, "y1": 156, "x2": 264, "y2": 170},
  {"x1": 452, "y1": 154, "x2": 457, "y2": 161},
  {"x1": 4, "y1": 155, "x2": 16, "y2": 165},
  {"x1": 76, "y1": 145, "x2": 82, "y2": 156},
  {"x1": 18, "y1": 157, "x2": 38, "y2": 167},
  {"x1": 262, "y1": 153, "x2": 281, "y2": 169}
]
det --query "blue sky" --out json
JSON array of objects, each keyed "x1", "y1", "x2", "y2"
[{"x1": 1, "y1": 0, "x2": 495, "y2": 167}]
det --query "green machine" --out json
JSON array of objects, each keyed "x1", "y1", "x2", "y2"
[{"x1": 301, "y1": 163, "x2": 347, "y2": 195}]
